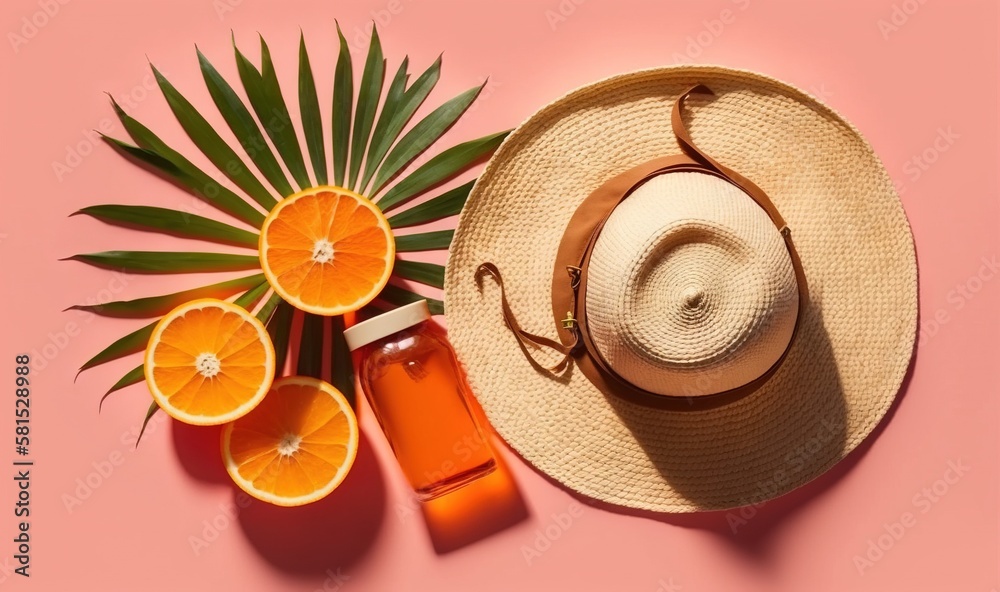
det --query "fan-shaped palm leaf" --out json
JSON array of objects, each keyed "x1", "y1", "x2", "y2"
[{"x1": 69, "y1": 25, "x2": 509, "y2": 427}]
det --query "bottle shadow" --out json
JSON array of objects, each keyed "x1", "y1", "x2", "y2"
[
  {"x1": 417, "y1": 450, "x2": 529, "y2": 554},
  {"x1": 234, "y1": 431, "x2": 386, "y2": 574}
]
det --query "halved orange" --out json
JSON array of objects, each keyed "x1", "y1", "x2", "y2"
[
  {"x1": 221, "y1": 376, "x2": 359, "y2": 506},
  {"x1": 144, "y1": 298, "x2": 275, "y2": 426},
  {"x1": 259, "y1": 186, "x2": 395, "y2": 316}
]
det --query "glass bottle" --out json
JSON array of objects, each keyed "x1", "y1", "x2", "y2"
[{"x1": 344, "y1": 300, "x2": 496, "y2": 500}]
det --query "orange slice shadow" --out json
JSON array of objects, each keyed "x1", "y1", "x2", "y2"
[{"x1": 234, "y1": 431, "x2": 386, "y2": 573}]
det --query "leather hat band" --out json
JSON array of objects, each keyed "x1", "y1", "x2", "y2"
[{"x1": 477, "y1": 85, "x2": 808, "y2": 411}]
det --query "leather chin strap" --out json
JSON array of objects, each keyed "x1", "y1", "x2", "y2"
[{"x1": 476, "y1": 85, "x2": 809, "y2": 411}]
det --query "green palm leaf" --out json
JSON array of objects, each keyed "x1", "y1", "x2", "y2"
[
  {"x1": 99, "y1": 364, "x2": 144, "y2": 411},
  {"x1": 378, "y1": 131, "x2": 508, "y2": 212},
  {"x1": 394, "y1": 230, "x2": 454, "y2": 252},
  {"x1": 331, "y1": 22, "x2": 353, "y2": 187},
  {"x1": 260, "y1": 36, "x2": 312, "y2": 189},
  {"x1": 135, "y1": 399, "x2": 160, "y2": 447},
  {"x1": 233, "y1": 278, "x2": 273, "y2": 311},
  {"x1": 375, "y1": 284, "x2": 444, "y2": 315},
  {"x1": 72, "y1": 205, "x2": 258, "y2": 248},
  {"x1": 387, "y1": 180, "x2": 473, "y2": 228},
  {"x1": 255, "y1": 291, "x2": 283, "y2": 324},
  {"x1": 266, "y1": 300, "x2": 294, "y2": 376},
  {"x1": 360, "y1": 56, "x2": 441, "y2": 193},
  {"x1": 101, "y1": 133, "x2": 264, "y2": 227},
  {"x1": 370, "y1": 81, "x2": 484, "y2": 195},
  {"x1": 82, "y1": 31, "x2": 510, "y2": 433},
  {"x1": 297, "y1": 313, "x2": 324, "y2": 378},
  {"x1": 348, "y1": 25, "x2": 383, "y2": 190},
  {"x1": 198, "y1": 47, "x2": 295, "y2": 196},
  {"x1": 66, "y1": 274, "x2": 265, "y2": 318},
  {"x1": 393, "y1": 260, "x2": 445, "y2": 289},
  {"x1": 234, "y1": 37, "x2": 311, "y2": 189},
  {"x1": 331, "y1": 315, "x2": 355, "y2": 409},
  {"x1": 64, "y1": 251, "x2": 259, "y2": 274},
  {"x1": 78, "y1": 321, "x2": 155, "y2": 373},
  {"x1": 298, "y1": 33, "x2": 328, "y2": 185},
  {"x1": 152, "y1": 64, "x2": 277, "y2": 210}
]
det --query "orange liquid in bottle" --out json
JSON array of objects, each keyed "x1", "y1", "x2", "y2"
[{"x1": 360, "y1": 323, "x2": 495, "y2": 499}]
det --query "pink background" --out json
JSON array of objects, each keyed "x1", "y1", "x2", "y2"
[{"x1": 1, "y1": 0, "x2": 997, "y2": 590}]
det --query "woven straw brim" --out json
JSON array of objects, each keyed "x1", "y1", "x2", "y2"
[{"x1": 444, "y1": 66, "x2": 917, "y2": 512}]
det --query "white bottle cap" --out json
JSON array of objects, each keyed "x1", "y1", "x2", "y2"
[{"x1": 343, "y1": 300, "x2": 432, "y2": 351}]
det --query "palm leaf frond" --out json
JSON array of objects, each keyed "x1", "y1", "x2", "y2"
[
  {"x1": 99, "y1": 364, "x2": 144, "y2": 411},
  {"x1": 266, "y1": 300, "x2": 295, "y2": 377},
  {"x1": 387, "y1": 180, "x2": 473, "y2": 228},
  {"x1": 331, "y1": 315, "x2": 355, "y2": 409},
  {"x1": 79, "y1": 321, "x2": 155, "y2": 373},
  {"x1": 394, "y1": 230, "x2": 454, "y2": 252},
  {"x1": 298, "y1": 33, "x2": 328, "y2": 186},
  {"x1": 331, "y1": 22, "x2": 353, "y2": 187},
  {"x1": 234, "y1": 37, "x2": 311, "y2": 189},
  {"x1": 73, "y1": 204, "x2": 258, "y2": 248},
  {"x1": 234, "y1": 279, "x2": 272, "y2": 308},
  {"x1": 370, "y1": 81, "x2": 485, "y2": 195},
  {"x1": 393, "y1": 260, "x2": 445, "y2": 289},
  {"x1": 255, "y1": 291, "x2": 284, "y2": 324},
  {"x1": 360, "y1": 55, "x2": 441, "y2": 193},
  {"x1": 375, "y1": 284, "x2": 445, "y2": 315},
  {"x1": 348, "y1": 26, "x2": 384, "y2": 190},
  {"x1": 80, "y1": 29, "x2": 511, "y2": 431},
  {"x1": 297, "y1": 313, "x2": 324, "y2": 378},
  {"x1": 135, "y1": 400, "x2": 160, "y2": 447},
  {"x1": 101, "y1": 133, "x2": 264, "y2": 227},
  {"x1": 63, "y1": 251, "x2": 259, "y2": 274},
  {"x1": 67, "y1": 274, "x2": 265, "y2": 318},
  {"x1": 378, "y1": 132, "x2": 507, "y2": 212},
  {"x1": 152, "y1": 64, "x2": 277, "y2": 210},
  {"x1": 198, "y1": 47, "x2": 295, "y2": 196}
]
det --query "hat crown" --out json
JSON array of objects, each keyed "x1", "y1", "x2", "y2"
[{"x1": 585, "y1": 171, "x2": 799, "y2": 397}]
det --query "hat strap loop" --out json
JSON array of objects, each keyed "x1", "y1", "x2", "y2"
[
  {"x1": 672, "y1": 84, "x2": 789, "y2": 230},
  {"x1": 476, "y1": 262, "x2": 578, "y2": 374}
]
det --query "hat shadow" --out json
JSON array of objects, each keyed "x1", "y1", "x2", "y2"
[
  {"x1": 606, "y1": 295, "x2": 850, "y2": 515},
  {"x1": 572, "y1": 345, "x2": 916, "y2": 558}
]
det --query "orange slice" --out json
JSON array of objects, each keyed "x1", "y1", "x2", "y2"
[
  {"x1": 259, "y1": 186, "x2": 395, "y2": 316},
  {"x1": 221, "y1": 377, "x2": 359, "y2": 506},
  {"x1": 144, "y1": 298, "x2": 275, "y2": 426}
]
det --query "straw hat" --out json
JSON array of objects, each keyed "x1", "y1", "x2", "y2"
[{"x1": 444, "y1": 66, "x2": 916, "y2": 512}]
